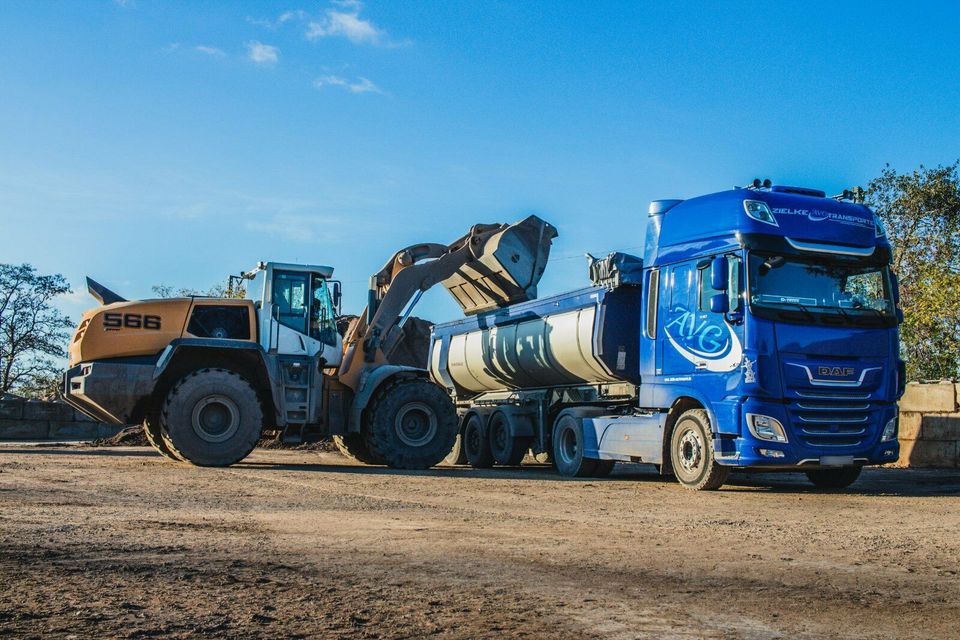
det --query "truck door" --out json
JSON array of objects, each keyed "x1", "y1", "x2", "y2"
[{"x1": 659, "y1": 258, "x2": 743, "y2": 380}]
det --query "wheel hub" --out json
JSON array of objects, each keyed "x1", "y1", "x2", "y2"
[
  {"x1": 394, "y1": 402, "x2": 438, "y2": 447},
  {"x1": 191, "y1": 395, "x2": 240, "y2": 443},
  {"x1": 558, "y1": 425, "x2": 578, "y2": 464},
  {"x1": 678, "y1": 428, "x2": 703, "y2": 473}
]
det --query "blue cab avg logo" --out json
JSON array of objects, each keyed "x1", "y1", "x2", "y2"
[{"x1": 664, "y1": 306, "x2": 742, "y2": 372}]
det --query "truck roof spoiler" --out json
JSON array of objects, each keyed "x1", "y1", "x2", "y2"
[{"x1": 86, "y1": 277, "x2": 126, "y2": 305}]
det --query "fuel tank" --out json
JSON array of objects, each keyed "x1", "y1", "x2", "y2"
[{"x1": 429, "y1": 284, "x2": 642, "y2": 398}]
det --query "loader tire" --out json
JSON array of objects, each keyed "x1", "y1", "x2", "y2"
[
  {"x1": 333, "y1": 433, "x2": 386, "y2": 465},
  {"x1": 143, "y1": 415, "x2": 179, "y2": 461},
  {"x1": 363, "y1": 378, "x2": 458, "y2": 470},
  {"x1": 160, "y1": 368, "x2": 263, "y2": 467},
  {"x1": 669, "y1": 408, "x2": 729, "y2": 491}
]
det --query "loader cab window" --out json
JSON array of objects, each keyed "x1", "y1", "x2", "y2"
[
  {"x1": 272, "y1": 271, "x2": 309, "y2": 335},
  {"x1": 310, "y1": 276, "x2": 338, "y2": 347}
]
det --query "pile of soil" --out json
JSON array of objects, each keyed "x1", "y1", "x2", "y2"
[{"x1": 88, "y1": 426, "x2": 149, "y2": 447}]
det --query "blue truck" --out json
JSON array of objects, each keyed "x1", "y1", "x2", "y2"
[{"x1": 429, "y1": 182, "x2": 904, "y2": 490}]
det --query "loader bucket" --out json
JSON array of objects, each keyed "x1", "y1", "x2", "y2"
[{"x1": 442, "y1": 215, "x2": 558, "y2": 315}]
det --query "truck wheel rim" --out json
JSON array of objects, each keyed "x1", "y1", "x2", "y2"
[
  {"x1": 395, "y1": 402, "x2": 437, "y2": 447},
  {"x1": 191, "y1": 395, "x2": 240, "y2": 443},
  {"x1": 677, "y1": 426, "x2": 703, "y2": 475},
  {"x1": 558, "y1": 424, "x2": 578, "y2": 465}
]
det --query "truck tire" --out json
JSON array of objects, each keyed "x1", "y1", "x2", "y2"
[
  {"x1": 669, "y1": 408, "x2": 729, "y2": 491},
  {"x1": 805, "y1": 466, "x2": 862, "y2": 489},
  {"x1": 463, "y1": 414, "x2": 494, "y2": 468},
  {"x1": 552, "y1": 413, "x2": 597, "y2": 477},
  {"x1": 443, "y1": 432, "x2": 469, "y2": 466},
  {"x1": 333, "y1": 433, "x2": 386, "y2": 465},
  {"x1": 363, "y1": 378, "x2": 458, "y2": 470},
  {"x1": 143, "y1": 415, "x2": 178, "y2": 461},
  {"x1": 488, "y1": 411, "x2": 527, "y2": 466},
  {"x1": 159, "y1": 368, "x2": 263, "y2": 467}
]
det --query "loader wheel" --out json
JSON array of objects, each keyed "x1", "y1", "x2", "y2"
[
  {"x1": 333, "y1": 433, "x2": 386, "y2": 465},
  {"x1": 160, "y1": 368, "x2": 263, "y2": 467},
  {"x1": 669, "y1": 408, "x2": 729, "y2": 491},
  {"x1": 488, "y1": 412, "x2": 527, "y2": 466},
  {"x1": 463, "y1": 414, "x2": 494, "y2": 468},
  {"x1": 363, "y1": 378, "x2": 458, "y2": 470},
  {"x1": 143, "y1": 415, "x2": 179, "y2": 461},
  {"x1": 552, "y1": 413, "x2": 597, "y2": 477}
]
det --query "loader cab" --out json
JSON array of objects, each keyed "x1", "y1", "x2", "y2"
[{"x1": 244, "y1": 262, "x2": 343, "y2": 367}]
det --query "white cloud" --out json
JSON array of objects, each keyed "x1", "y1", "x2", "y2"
[
  {"x1": 195, "y1": 45, "x2": 226, "y2": 58},
  {"x1": 306, "y1": 1, "x2": 384, "y2": 45},
  {"x1": 246, "y1": 41, "x2": 280, "y2": 66},
  {"x1": 314, "y1": 75, "x2": 383, "y2": 94}
]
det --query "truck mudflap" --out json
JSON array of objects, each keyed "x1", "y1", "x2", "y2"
[{"x1": 62, "y1": 362, "x2": 156, "y2": 425}]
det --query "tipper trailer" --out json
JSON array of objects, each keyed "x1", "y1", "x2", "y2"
[{"x1": 431, "y1": 182, "x2": 905, "y2": 490}]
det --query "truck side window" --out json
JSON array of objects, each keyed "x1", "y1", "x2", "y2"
[
  {"x1": 646, "y1": 269, "x2": 659, "y2": 338},
  {"x1": 728, "y1": 256, "x2": 742, "y2": 312},
  {"x1": 698, "y1": 263, "x2": 720, "y2": 310}
]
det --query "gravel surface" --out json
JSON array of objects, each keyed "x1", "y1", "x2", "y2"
[{"x1": 1, "y1": 445, "x2": 958, "y2": 639}]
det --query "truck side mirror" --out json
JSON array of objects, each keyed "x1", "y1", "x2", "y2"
[
  {"x1": 711, "y1": 256, "x2": 728, "y2": 291},
  {"x1": 710, "y1": 292, "x2": 729, "y2": 314}
]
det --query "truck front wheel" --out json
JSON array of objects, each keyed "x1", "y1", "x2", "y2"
[
  {"x1": 333, "y1": 433, "x2": 386, "y2": 465},
  {"x1": 143, "y1": 414, "x2": 178, "y2": 461},
  {"x1": 669, "y1": 408, "x2": 729, "y2": 491},
  {"x1": 363, "y1": 378, "x2": 458, "y2": 470},
  {"x1": 160, "y1": 368, "x2": 263, "y2": 467}
]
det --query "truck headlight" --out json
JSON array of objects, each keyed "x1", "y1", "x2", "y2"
[
  {"x1": 743, "y1": 200, "x2": 779, "y2": 227},
  {"x1": 746, "y1": 413, "x2": 788, "y2": 443},
  {"x1": 881, "y1": 416, "x2": 897, "y2": 442}
]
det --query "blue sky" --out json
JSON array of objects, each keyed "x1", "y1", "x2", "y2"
[{"x1": 1, "y1": 0, "x2": 958, "y2": 324}]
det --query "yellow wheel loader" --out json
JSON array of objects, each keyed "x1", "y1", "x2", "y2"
[{"x1": 61, "y1": 216, "x2": 556, "y2": 468}]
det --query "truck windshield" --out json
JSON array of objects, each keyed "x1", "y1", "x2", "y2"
[{"x1": 748, "y1": 254, "x2": 895, "y2": 324}]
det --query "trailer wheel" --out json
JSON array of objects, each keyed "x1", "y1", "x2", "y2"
[
  {"x1": 160, "y1": 368, "x2": 263, "y2": 467},
  {"x1": 552, "y1": 413, "x2": 597, "y2": 477},
  {"x1": 463, "y1": 414, "x2": 494, "y2": 468},
  {"x1": 805, "y1": 467, "x2": 862, "y2": 489},
  {"x1": 488, "y1": 412, "x2": 527, "y2": 466},
  {"x1": 333, "y1": 433, "x2": 386, "y2": 465},
  {"x1": 143, "y1": 415, "x2": 179, "y2": 461},
  {"x1": 363, "y1": 378, "x2": 458, "y2": 470},
  {"x1": 669, "y1": 408, "x2": 729, "y2": 491}
]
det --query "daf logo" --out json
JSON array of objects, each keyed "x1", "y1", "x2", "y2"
[{"x1": 818, "y1": 366, "x2": 854, "y2": 377}]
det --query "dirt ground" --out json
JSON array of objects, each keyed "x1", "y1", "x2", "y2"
[{"x1": 1, "y1": 446, "x2": 958, "y2": 639}]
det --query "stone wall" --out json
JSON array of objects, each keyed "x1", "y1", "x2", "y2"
[
  {"x1": 896, "y1": 381, "x2": 960, "y2": 468},
  {"x1": 0, "y1": 397, "x2": 126, "y2": 441}
]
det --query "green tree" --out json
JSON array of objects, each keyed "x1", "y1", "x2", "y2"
[
  {"x1": 0, "y1": 264, "x2": 73, "y2": 396},
  {"x1": 867, "y1": 162, "x2": 960, "y2": 380}
]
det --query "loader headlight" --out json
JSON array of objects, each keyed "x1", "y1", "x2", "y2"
[
  {"x1": 881, "y1": 416, "x2": 898, "y2": 442},
  {"x1": 743, "y1": 200, "x2": 779, "y2": 227},
  {"x1": 747, "y1": 413, "x2": 788, "y2": 443}
]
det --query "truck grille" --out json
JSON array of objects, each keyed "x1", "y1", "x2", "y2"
[{"x1": 788, "y1": 391, "x2": 875, "y2": 448}]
